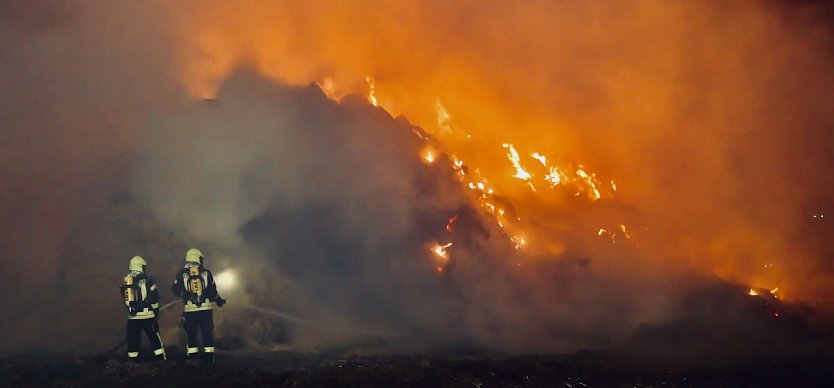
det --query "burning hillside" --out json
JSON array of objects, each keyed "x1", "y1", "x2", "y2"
[{"x1": 176, "y1": 0, "x2": 834, "y2": 307}]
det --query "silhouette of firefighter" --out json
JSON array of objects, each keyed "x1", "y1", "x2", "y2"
[
  {"x1": 120, "y1": 255, "x2": 166, "y2": 362},
  {"x1": 171, "y1": 248, "x2": 226, "y2": 362}
]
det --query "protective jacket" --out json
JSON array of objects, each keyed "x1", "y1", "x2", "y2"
[
  {"x1": 121, "y1": 271, "x2": 160, "y2": 319},
  {"x1": 172, "y1": 263, "x2": 219, "y2": 312}
]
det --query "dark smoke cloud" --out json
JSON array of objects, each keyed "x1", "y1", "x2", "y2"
[
  {"x1": 1, "y1": 1, "x2": 833, "y2": 364},
  {"x1": 0, "y1": 0, "x2": 182, "y2": 352}
]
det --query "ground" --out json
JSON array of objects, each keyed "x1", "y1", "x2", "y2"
[{"x1": 1, "y1": 350, "x2": 833, "y2": 387}]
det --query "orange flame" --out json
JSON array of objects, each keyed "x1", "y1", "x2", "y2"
[
  {"x1": 365, "y1": 76, "x2": 378, "y2": 107},
  {"x1": 431, "y1": 242, "x2": 453, "y2": 271},
  {"x1": 446, "y1": 214, "x2": 458, "y2": 233},
  {"x1": 502, "y1": 144, "x2": 533, "y2": 181},
  {"x1": 421, "y1": 146, "x2": 437, "y2": 164},
  {"x1": 432, "y1": 242, "x2": 452, "y2": 258}
]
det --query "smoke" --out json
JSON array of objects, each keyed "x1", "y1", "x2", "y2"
[
  {"x1": 1, "y1": 0, "x2": 833, "y2": 361},
  {"x1": 129, "y1": 71, "x2": 631, "y2": 353},
  {"x1": 177, "y1": 0, "x2": 834, "y2": 305},
  {"x1": 0, "y1": 0, "x2": 186, "y2": 352}
]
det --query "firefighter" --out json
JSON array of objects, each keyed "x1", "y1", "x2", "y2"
[
  {"x1": 120, "y1": 255, "x2": 166, "y2": 362},
  {"x1": 171, "y1": 248, "x2": 226, "y2": 362}
]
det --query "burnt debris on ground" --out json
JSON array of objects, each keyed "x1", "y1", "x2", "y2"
[{"x1": 1, "y1": 351, "x2": 833, "y2": 387}]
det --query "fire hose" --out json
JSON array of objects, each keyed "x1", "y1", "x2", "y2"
[
  {"x1": 96, "y1": 299, "x2": 180, "y2": 357},
  {"x1": 97, "y1": 300, "x2": 390, "y2": 357}
]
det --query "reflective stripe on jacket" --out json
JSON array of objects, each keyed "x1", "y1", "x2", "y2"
[{"x1": 125, "y1": 274, "x2": 159, "y2": 320}]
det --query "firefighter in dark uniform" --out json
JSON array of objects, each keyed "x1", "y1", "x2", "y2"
[
  {"x1": 171, "y1": 248, "x2": 226, "y2": 362},
  {"x1": 120, "y1": 255, "x2": 166, "y2": 361}
]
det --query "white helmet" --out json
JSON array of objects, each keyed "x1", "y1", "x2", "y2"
[
  {"x1": 129, "y1": 256, "x2": 147, "y2": 272},
  {"x1": 185, "y1": 248, "x2": 203, "y2": 264}
]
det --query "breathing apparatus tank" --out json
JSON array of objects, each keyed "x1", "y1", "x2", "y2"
[
  {"x1": 123, "y1": 274, "x2": 136, "y2": 303},
  {"x1": 188, "y1": 266, "x2": 203, "y2": 297}
]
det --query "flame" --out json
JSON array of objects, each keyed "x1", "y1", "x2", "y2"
[
  {"x1": 431, "y1": 242, "x2": 453, "y2": 270},
  {"x1": 747, "y1": 287, "x2": 782, "y2": 300},
  {"x1": 619, "y1": 224, "x2": 631, "y2": 239},
  {"x1": 597, "y1": 225, "x2": 633, "y2": 244},
  {"x1": 531, "y1": 152, "x2": 547, "y2": 166},
  {"x1": 422, "y1": 146, "x2": 437, "y2": 164},
  {"x1": 510, "y1": 234, "x2": 526, "y2": 249},
  {"x1": 366, "y1": 76, "x2": 378, "y2": 107},
  {"x1": 446, "y1": 214, "x2": 458, "y2": 233},
  {"x1": 318, "y1": 78, "x2": 335, "y2": 98},
  {"x1": 432, "y1": 242, "x2": 452, "y2": 258},
  {"x1": 502, "y1": 144, "x2": 532, "y2": 180},
  {"x1": 544, "y1": 166, "x2": 562, "y2": 187},
  {"x1": 576, "y1": 166, "x2": 602, "y2": 200},
  {"x1": 440, "y1": 152, "x2": 529, "y2": 251},
  {"x1": 597, "y1": 228, "x2": 615, "y2": 243}
]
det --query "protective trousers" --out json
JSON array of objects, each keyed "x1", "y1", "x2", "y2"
[
  {"x1": 184, "y1": 310, "x2": 215, "y2": 360},
  {"x1": 127, "y1": 318, "x2": 165, "y2": 360}
]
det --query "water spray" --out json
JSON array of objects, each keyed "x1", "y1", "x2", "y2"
[{"x1": 216, "y1": 268, "x2": 392, "y2": 336}]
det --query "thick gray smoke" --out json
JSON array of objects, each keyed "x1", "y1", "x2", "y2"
[
  {"x1": 1, "y1": 1, "x2": 833, "y2": 363},
  {"x1": 128, "y1": 71, "x2": 667, "y2": 354}
]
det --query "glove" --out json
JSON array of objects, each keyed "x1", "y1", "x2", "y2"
[
  {"x1": 153, "y1": 309, "x2": 160, "y2": 317},
  {"x1": 215, "y1": 297, "x2": 226, "y2": 307},
  {"x1": 178, "y1": 315, "x2": 186, "y2": 328},
  {"x1": 171, "y1": 282, "x2": 182, "y2": 297},
  {"x1": 127, "y1": 306, "x2": 138, "y2": 316}
]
